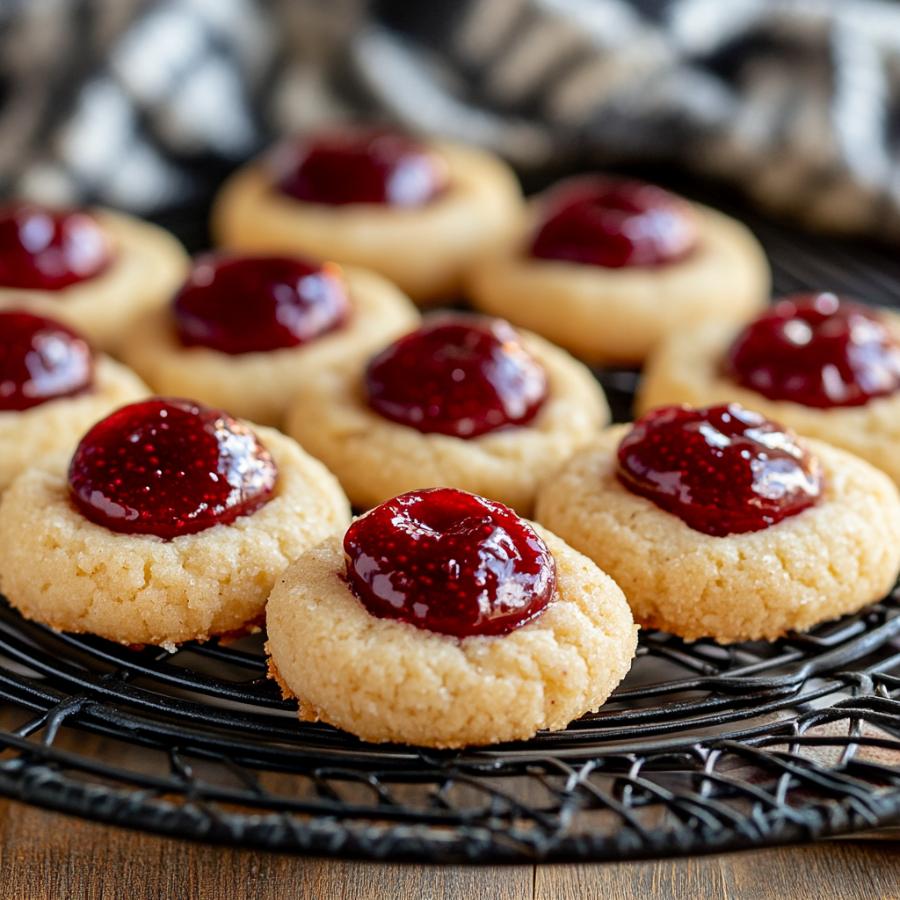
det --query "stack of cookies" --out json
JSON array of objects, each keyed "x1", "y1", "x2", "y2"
[{"x1": 1, "y1": 128, "x2": 898, "y2": 749}]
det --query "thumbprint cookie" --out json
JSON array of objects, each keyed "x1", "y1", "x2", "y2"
[
  {"x1": 536, "y1": 403, "x2": 900, "y2": 642},
  {"x1": 0, "y1": 310, "x2": 147, "y2": 491},
  {"x1": 285, "y1": 313, "x2": 609, "y2": 514},
  {"x1": 0, "y1": 202, "x2": 189, "y2": 351},
  {"x1": 0, "y1": 397, "x2": 350, "y2": 647},
  {"x1": 212, "y1": 128, "x2": 523, "y2": 305},
  {"x1": 119, "y1": 253, "x2": 419, "y2": 426},
  {"x1": 638, "y1": 292, "x2": 900, "y2": 485},
  {"x1": 468, "y1": 176, "x2": 769, "y2": 365},
  {"x1": 266, "y1": 487, "x2": 637, "y2": 747}
]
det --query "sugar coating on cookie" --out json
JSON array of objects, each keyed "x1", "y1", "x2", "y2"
[
  {"x1": 0, "y1": 356, "x2": 148, "y2": 492},
  {"x1": 0, "y1": 209, "x2": 190, "y2": 352},
  {"x1": 266, "y1": 527, "x2": 638, "y2": 748},
  {"x1": 638, "y1": 316, "x2": 900, "y2": 486},
  {"x1": 284, "y1": 330, "x2": 609, "y2": 514},
  {"x1": 535, "y1": 427, "x2": 900, "y2": 643},
  {"x1": 212, "y1": 140, "x2": 523, "y2": 304},
  {"x1": 467, "y1": 202, "x2": 770, "y2": 365},
  {"x1": 0, "y1": 427, "x2": 350, "y2": 646},
  {"x1": 119, "y1": 266, "x2": 420, "y2": 427}
]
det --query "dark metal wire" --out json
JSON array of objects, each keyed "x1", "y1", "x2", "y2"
[
  {"x1": 0, "y1": 593, "x2": 898, "y2": 861},
  {"x1": 0, "y1": 202, "x2": 898, "y2": 862}
]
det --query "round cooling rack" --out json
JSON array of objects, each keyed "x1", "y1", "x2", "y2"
[{"x1": 0, "y1": 194, "x2": 899, "y2": 863}]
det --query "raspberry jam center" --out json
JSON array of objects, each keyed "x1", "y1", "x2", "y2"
[
  {"x1": 272, "y1": 129, "x2": 449, "y2": 207},
  {"x1": 529, "y1": 176, "x2": 697, "y2": 268},
  {"x1": 173, "y1": 254, "x2": 349, "y2": 355},
  {"x1": 343, "y1": 488, "x2": 556, "y2": 638},
  {"x1": 68, "y1": 398, "x2": 278, "y2": 539},
  {"x1": 0, "y1": 310, "x2": 94, "y2": 411},
  {"x1": 724, "y1": 293, "x2": 900, "y2": 408},
  {"x1": 617, "y1": 404, "x2": 822, "y2": 536},
  {"x1": 364, "y1": 316, "x2": 548, "y2": 438},
  {"x1": 0, "y1": 204, "x2": 112, "y2": 290}
]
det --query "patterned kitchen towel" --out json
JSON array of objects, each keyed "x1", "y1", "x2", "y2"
[{"x1": 1, "y1": 0, "x2": 899, "y2": 237}]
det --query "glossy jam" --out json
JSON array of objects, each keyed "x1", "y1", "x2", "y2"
[
  {"x1": 364, "y1": 316, "x2": 548, "y2": 438},
  {"x1": 343, "y1": 488, "x2": 556, "y2": 638},
  {"x1": 68, "y1": 398, "x2": 277, "y2": 539},
  {"x1": 272, "y1": 129, "x2": 449, "y2": 207},
  {"x1": 529, "y1": 176, "x2": 697, "y2": 268},
  {"x1": 0, "y1": 204, "x2": 112, "y2": 290},
  {"x1": 724, "y1": 292, "x2": 900, "y2": 408},
  {"x1": 173, "y1": 254, "x2": 349, "y2": 355},
  {"x1": 0, "y1": 310, "x2": 94, "y2": 411},
  {"x1": 617, "y1": 404, "x2": 822, "y2": 536}
]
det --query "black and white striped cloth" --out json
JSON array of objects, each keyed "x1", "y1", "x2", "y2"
[{"x1": 2, "y1": 0, "x2": 899, "y2": 238}]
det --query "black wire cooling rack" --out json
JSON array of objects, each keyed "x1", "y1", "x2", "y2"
[{"x1": 0, "y1": 189, "x2": 899, "y2": 863}]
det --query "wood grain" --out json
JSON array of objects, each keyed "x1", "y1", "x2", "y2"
[
  {"x1": 534, "y1": 843, "x2": 900, "y2": 899},
  {"x1": 1, "y1": 798, "x2": 898, "y2": 899}
]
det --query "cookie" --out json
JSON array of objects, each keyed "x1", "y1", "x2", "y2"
[
  {"x1": 0, "y1": 310, "x2": 148, "y2": 492},
  {"x1": 266, "y1": 488, "x2": 637, "y2": 747},
  {"x1": 0, "y1": 357, "x2": 148, "y2": 493},
  {"x1": 638, "y1": 294, "x2": 900, "y2": 486},
  {"x1": 119, "y1": 258, "x2": 420, "y2": 427},
  {"x1": 467, "y1": 176, "x2": 769, "y2": 365},
  {"x1": 284, "y1": 314, "x2": 609, "y2": 514},
  {"x1": 535, "y1": 412, "x2": 900, "y2": 643},
  {"x1": 0, "y1": 203, "x2": 189, "y2": 352},
  {"x1": 212, "y1": 130, "x2": 523, "y2": 305},
  {"x1": 0, "y1": 400, "x2": 350, "y2": 647}
]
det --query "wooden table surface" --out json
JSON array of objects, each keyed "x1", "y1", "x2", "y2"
[{"x1": 1, "y1": 798, "x2": 897, "y2": 899}]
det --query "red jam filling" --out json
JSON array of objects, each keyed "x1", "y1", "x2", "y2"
[
  {"x1": 724, "y1": 292, "x2": 900, "y2": 408},
  {"x1": 0, "y1": 310, "x2": 94, "y2": 411},
  {"x1": 271, "y1": 129, "x2": 449, "y2": 207},
  {"x1": 364, "y1": 315, "x2": 548, "y2": 438},
  {"x1": 529, "y1": 176, "x2": 697, "y2": 268},
  {"x1": 0, "y1": 204, "x2": 112, "y2": 290},
  {"x1": 68, "y1": 398, "x2": 277, "y2": 539},
  {"x1": 343, "y1": 488, "x2": 556, "y2": 638},
  {"x1": 617, "y1": 403, "x2": 822, "y2": 537},
  {"x1": 173, "y1": 254, "x2": 349, "y2": 355}
]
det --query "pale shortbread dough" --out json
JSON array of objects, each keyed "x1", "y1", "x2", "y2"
[
  {"x1": 284, "y1": 331, "x2": 610, "y2": 515},
  {"x1": 637, "y1": 314, "x2": 900, "y2": 486},
  {"x1": 211, "y1": 140, "x2": 523, "y2": 305},
  {"x1": 266, "y1": 527, "x2": 638, "y2": 748},
  {"x1": 0, "y1": 356, "x2": 148, "y2": 492},
  {"x1": 118, "y1": 266, "x2": 420, "y2": 427},
  {"x1": 0, "y1": 210, "x2": 190, "y2": 352},
  {"x1": 467, "y1": 202, "x2": 770, "y2": 365},
  {"x1": 535, "y1": 427, "x2": 900, "y2": 643},
  {"x1": 0, "y1": 428, "x2": 351, "y2": 646}
]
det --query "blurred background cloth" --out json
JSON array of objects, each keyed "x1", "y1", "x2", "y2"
[{"x1": 2, "y1": 0, "x2": 900, "y2": 238}]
